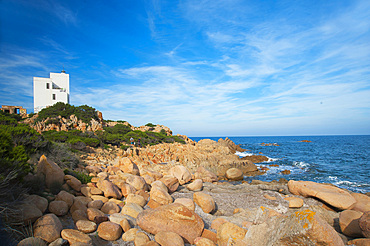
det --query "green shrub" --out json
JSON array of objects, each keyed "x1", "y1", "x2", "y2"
[
  {"x1": 64, "y1": 169, "x2": 92, "y2": 184},
  {"x1": 145, "y1": 123, "x2": 156, "y2": 127},
  {"x1": 0, "y1": 114, "x2": 49, "y2": 181},
  {"x1": 0, "y1": 111, "x2": 22, "y2": 122},
  {"x1": 83, "y1": 138, "x2": 100, "y2": 147},
  {"x1": 45, "y1": 118, "x2": 60, "y2": 125},
  {"x1": 42, "y1": 129, "x2": 101, "y2": 148},
  {"x1": 36, "y1": 102, "x2": 99, "y2": 124},
  {"x1": 0, "y1": 130, "x2": 30, "y2": 180}
]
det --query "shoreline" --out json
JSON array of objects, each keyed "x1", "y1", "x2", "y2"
[{"x1": 10, "y1": 137, "x2": 370, "y2": 245}]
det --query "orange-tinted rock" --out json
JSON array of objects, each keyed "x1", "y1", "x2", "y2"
[
  {"x1": 187, "y1": 179, "x2": 203, "y2": 191},
  {"x1": 137, "y1": 203, "x2": 204, "y2": 244},
  {"x1": 285, "y1": 197, "x2": 304, "y2": 208},
  {"x1": 174, "y1": 198, "x2": 195, "y2": 211},
  {"x1": 97, "y1": 221, "x2": 123, "y2": 241},
  {"x1": 288, "y1": 180, "x2": 356, "y2": 210},
  {"x1": 121, "y1": 203, "x2": 143, "y2": 218},
  {"x1": 155, "y1": 231, "x2": 184, "y2": 246},
  {"x1": 147, "y1": 199, "x2": 162, "y2": 209},
  {"x1": 119, "y1": 157, "x2": 140, "y2": 175},
  {"x1": 347, "y1": 238, "x2": 370, "y2": 246},
  {"x1": 126, "y1": 194, "x2": 147, "y2": 207},
  {"x1": 225, "y1": 168, "x2": 243, "y2": 181},
  {"x1": 76, "y1": 220, "x2": 97, "y2": 233},
  {"x1": 101, "y1": 201, "x2": 120, "y2": 214},
  {"x1": 97, "y1": 179, "x2": 122, "y2": 199},
  {"x1": 160, "y1": 175, "x2": 179, "y2": 193},
  {"x1": 126, "y1": 175, "x2": 147, "y2": 191},
  {"x1": 211, "y1": 218, "x2": 229, "y2": 231},
  {"x1": 359, "y1": 211, "x2": 370, "y2": 238},
  {"x1": 201, "y1": 229, "x2": 217, "y2": 244},
  {"x1": 193, "y1": 192, "x2": 215, "y2": 214},
  {"x1": 339, "y1": 210, "x2": 363, "y2": 238},
  {"x1": 87, "y1": 207, "x2": 106, "y2": 222},
  {"x1": 194, "y1": 237, "x2": 217, "y2": 246},
  {"x1": 61, "y1": 229, "x2": 92, "y2": 245},
  {"x1": 122, "y1": 228, "x2": 139, "y2": 242},
  {"x1": 169, "y1": 165, "x2": 192, "y2": 185},
  {"x1": 134, "y1": 232, "x2": 150, "y2": 246},
  {"x1": 351, "y1": 193, "x2": 370, "y2": 213},
  {"x1": 193, "y1": 167, "x2": 218, "y2": 183},
  {"x1": 217, "y1": 222, "x2": 246, "y2": 246},
  {"x1": 150, "y1": 186, "x2": 173, "y2": 206},
  {"x1": 120, "y1": 183, "x2": 137, "y2": 197}
]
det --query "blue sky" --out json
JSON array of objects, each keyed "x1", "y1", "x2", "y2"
[{"x1": 1, "y1": 0, "x2": 369, "y2": 136}]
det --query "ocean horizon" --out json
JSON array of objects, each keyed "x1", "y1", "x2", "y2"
[{"x1": 190, "y1": 135, "x2": 370, "y2": 193}]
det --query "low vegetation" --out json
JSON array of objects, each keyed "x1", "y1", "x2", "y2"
[{"x1": 36, "y1": 102, "x2": 99, "y2": 124}]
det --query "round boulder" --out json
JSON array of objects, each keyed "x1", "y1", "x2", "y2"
[
  {"x1": 76, "y1": 220, "x2": 97, "y2": 233},
  {"x1": 33, "y1": 214, "x2": 63, "y2": 243},
  {"x1": 225, "y1": 168, "x2": 243, "y2": 181},
  {"x1": 49, "y1": 200, "x2": 69, "y2": 216},
  {"x1": 187, "y1": 179, "x2": 203, "y2": 191},
  {"x1": 193, "y1": 192, "x2": 215, "y2": 214},
  {"x1": 97, "y1": 221, "x2": 123, "y2": 241}
]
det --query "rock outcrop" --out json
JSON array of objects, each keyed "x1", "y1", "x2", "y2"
[{"x1": 288, "y1": 180, "x2": 356, "y2": 210}]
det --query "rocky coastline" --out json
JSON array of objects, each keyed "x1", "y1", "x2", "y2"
[{"x1": 7, "y1": 135, "x2": 368, "y2": 246}]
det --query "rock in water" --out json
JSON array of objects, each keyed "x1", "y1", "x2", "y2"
[
  {"x1": 287, "y1": 180, "x2": 356, "y2": 210},
  {"x1": 137, "y1": 203, "x2": 204, "y2": 244},
  {"x1": 36, "y1": 155, "x2": 64, "y2": 190}
]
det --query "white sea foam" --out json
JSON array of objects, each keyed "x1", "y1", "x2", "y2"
[
  {"x1": 235, "y1": 151, "x2": 254, "y2": 157},
  {"x1": 266, "y1": 157, "x2": 279, "y2": 162},
  {"x1": 293, "y1": 161, "x2": 310, "y2": 168}
]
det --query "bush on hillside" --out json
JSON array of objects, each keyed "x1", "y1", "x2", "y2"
[
  {"x1": 0, "y1": 114, "x2": 46, "y2": 180},
  {"x1": 42, "y1": 130, "x2": 101, "y2": 148},
  {"x1": 145, "y1": 123, "x2": 156, "y2": 127},
  {"x1": 36, "y1": 102, "x2": 99, "y2": 124},
  {"x1": 0, "y1": 111, "x2": 22, "y2": 122}
]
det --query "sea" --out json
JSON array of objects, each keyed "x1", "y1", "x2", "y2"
[{"x1": 191, "y1": 135, "x2": 370, "y2": 193}]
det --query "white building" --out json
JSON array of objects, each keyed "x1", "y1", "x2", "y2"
[{"x1": 33, "y1": 71, "x2": 70, "y2": 113}]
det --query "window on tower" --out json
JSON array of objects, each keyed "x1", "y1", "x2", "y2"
[
  {"x1": 46, "y1": 83, "x2": 50, "y2": 89},
  {"x1": 52, "y1": 94, "x2": 56, "y2": 100}
]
